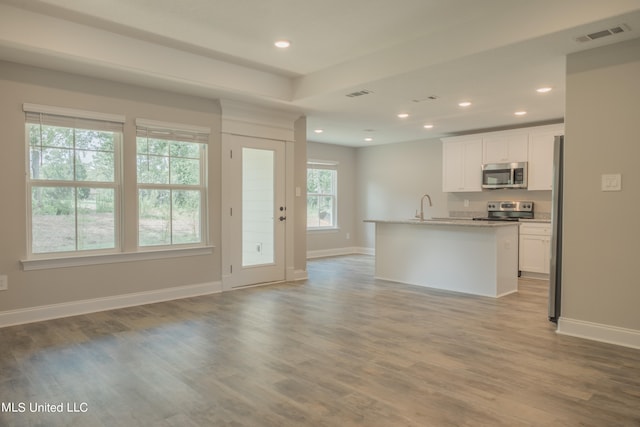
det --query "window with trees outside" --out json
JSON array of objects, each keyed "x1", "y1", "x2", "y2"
[
  {"x1": 307, "y1": 162, "x2": 337, "y2": 229},
  {"x1": 25, "y1": 105, "x2": 124, "y2": 256},
  {"x1": 136, "y1": 120, "x2": 208, "y2": 247}
]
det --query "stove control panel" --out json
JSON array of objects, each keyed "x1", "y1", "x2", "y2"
[{"x1": 487, "y1": 201, "x2": 533, "y2": 213}]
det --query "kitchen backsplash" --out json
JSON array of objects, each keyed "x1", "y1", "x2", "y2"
[{"x1": 446, "y1": 189, "x2": 552, "y2": 219}]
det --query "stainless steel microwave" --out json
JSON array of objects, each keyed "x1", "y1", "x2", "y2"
[{"x1": 482, "y1": 162, "x2": 528, "y2": 189}]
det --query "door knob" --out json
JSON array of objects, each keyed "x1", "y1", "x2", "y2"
[{"x1": 279, "y1": 216, "x2": 286, "y2": 221}]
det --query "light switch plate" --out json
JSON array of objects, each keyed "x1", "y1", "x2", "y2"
[{"x1": 601, "y1": 174, "x2": 622, "y2": 191}]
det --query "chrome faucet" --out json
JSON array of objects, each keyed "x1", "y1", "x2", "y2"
[{"x1": 415, "y1": 194, "x2": 432, "y2": 221}]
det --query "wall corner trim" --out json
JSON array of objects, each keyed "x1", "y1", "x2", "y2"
[
  {"x1": 0, "y1": 281, "x2": 222, "y2": 328},
  {"x1": 557, "y1": 317, "x2": 640, "y2": 350}
]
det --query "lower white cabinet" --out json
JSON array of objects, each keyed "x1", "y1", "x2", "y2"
[{"x1": 519, "y1": 223, "x2": 551, "y2": 275}]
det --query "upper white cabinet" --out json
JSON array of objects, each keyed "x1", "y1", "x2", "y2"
[
  {"x1": 482, "y1": 132, "x2": 528, "y2": 163},
  {"x1": 441, "y1": 124, "x2": 564, "y2": 193},
  {"x1": 442, "y1": 137, "x2": 483, "y2": 192},
  {"x1": 527, "y1": 124, "x2": 564, "y2": 191}
]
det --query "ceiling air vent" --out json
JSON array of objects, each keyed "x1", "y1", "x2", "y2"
[
  {"x1": 413, "y1": 95, "x2": 440, "y2": 103},
  {"x1": 575, "y1": 24, "x2": 631, "y2": 43},
  {"x1": 345, "y1": 89, "x2": 373, "y2": 98}
]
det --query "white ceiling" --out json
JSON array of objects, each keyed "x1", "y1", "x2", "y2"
[{"x1": 1, "y1": 0, "x2": 640, "y2": 146}]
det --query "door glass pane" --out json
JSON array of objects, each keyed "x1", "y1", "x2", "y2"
[{"x1": 242, "y1": 148, "x2": 274, "y2": 267}]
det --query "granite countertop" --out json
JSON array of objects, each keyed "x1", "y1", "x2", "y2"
[
  {"x1": 364, "y1": 219, "x2": 519, "y2": 228},
  {"x1": 520, "y1": 218, "x2": 552, "y2": 223}
]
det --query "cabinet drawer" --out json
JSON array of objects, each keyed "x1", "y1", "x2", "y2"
[{"x1": 519, "y1": 223, "x2": 551, "y2": 236}]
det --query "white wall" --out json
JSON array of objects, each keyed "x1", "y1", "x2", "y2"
[
  {"x1": 560, "y1": 38, "x2": 640, "y2": 344},
  {"x1": 306, "y1": 141, "x2": 357, "y2": 256}
]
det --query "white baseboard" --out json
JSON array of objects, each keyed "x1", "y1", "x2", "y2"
[
  {"x1": 557, "y1": 317, "x2": 640, "y2": 350},
  {"x1": 519, "y1": 271, "x2": 550, "y2": 280},
  {"x1": 307, "y1": 246, "x2": 374, "y2": 259},
  {"x1": 355, "y1": 246, "x2": 375, "y2": 256},
  {"x1": 292, "y1": 269, "x2": 308, "y2": 281},
  {"x1": 0, "y1": 281, "x2": 222, "y2": 328}
]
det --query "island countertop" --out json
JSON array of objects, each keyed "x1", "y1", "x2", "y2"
[{"x1": 364, "y1": 218, "x2": 519, "y2": 227}]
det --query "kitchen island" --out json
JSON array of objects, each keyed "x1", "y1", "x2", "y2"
[{"x1": 364, "y1": 219, "x2": 519, "y2": 298}]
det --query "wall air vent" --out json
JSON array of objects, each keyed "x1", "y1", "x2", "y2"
[
  {"x1": 575, "y1": 24, "x2": 631, "y2": 43},
  {"x1": 345, "y1": 89, "x2": 373, "y2": 98}
]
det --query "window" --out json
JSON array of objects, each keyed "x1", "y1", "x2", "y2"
[
  {"x1": 25, "y1": 104, "x2": 124, "y2": 256},
  {"x1": 307, "y1": 162, "x2": 337, "y2": 229},
  {"x1": 136, "y1": 119, "x2": 209, "y2": 247}
]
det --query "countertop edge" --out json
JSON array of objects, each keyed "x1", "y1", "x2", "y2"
[{"x1": 364, "y1": 219, "x2": 519, "y2": 228}]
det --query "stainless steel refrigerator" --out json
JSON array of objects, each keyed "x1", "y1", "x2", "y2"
[{"x1": 549, "y1": 135, "x2": 563, "y2": 322}]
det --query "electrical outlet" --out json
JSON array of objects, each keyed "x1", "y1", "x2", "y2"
[
  {"x1": 0, "y1": 275, "x2": 7, "y2": 291},
  {"x1": 346, "y1": 233, "x2": 350, "y2": 240},
  {"x1": 464, "y1": 199, "x2": 470, "y2": 207}
]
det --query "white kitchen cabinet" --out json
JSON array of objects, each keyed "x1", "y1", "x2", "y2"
[
  {"x1": 527, "y1": 125, "x2": 564, "y2": 191},
  {"x1": 442, "y1": 137, "x2": 482, "y2": 192},
  {"x1": 519, "y1": 222, "x2": 551, "y2": 275},
  {"x1": 482, "y1": 132, "x2": 528, "y2": 164}
]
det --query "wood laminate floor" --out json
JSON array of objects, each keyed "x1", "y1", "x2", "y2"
[{"x1": 1, "y1": 255, "x2": 639, "y2": 426}]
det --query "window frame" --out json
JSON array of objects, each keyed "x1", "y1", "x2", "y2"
[
  {"x1": 24, "y1": 104, "x2": 124, "y2": 258},
  {"x1": 135, "y1": 118, "x2": 209, "y2": 249},
  {"x1": 306, "y1": 160, "x2": 338, "y2": 231}
]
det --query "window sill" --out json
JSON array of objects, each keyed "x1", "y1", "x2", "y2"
[
  {"x1": 21, "y1": 246, "x2": 215, "y2": 271},
  {"x1": 307, "y1": 227, "x2": 340, "y2": 234}
]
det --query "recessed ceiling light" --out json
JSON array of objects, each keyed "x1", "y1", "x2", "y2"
[
  {"x1": 423, "y1": 124, "x2": 434, "y2": 129},
  {"x1": 364, "y1": 137, "x2": 373, "y2": 142},
  {"x1": 397, "y1": 113, "x2": 409, "y2": 119},
  {"x1": 536, "y1": 87, "x2": 552, "y2": 93},
  {"x1": 314, "y1": 129, "x2": 323, "y2": 133},
  {"x1": 274, "y1": 40, "x2": 291, "y2": 48},
  {"x1": 514, "y1": 111, "x2": 527, "y2": 116},
  {"x1": 458, "y1": 101, "x2": 472, "y2": 107}
]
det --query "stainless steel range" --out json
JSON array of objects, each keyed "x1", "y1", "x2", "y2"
[{"x1": 473, "y1": 201, "x2": 534, "y2": 221}]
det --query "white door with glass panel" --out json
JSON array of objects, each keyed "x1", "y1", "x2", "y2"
[{"x1": 224, "y1": 134, "x2": 286, "y2": 288}]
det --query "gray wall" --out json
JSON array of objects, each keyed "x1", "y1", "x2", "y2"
[
  {"x1": 355, "y1": 139, "x2": 448, "y2": 249},
  {"x1": 0, "y1": 61, "x2": 222, "y2": 312},
  {"x1": 306, "y1": 141, "x2": 357, "y2": 253},
  {"x1": 563, "y1": 38, "x2": 640, "y2": 331}
]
